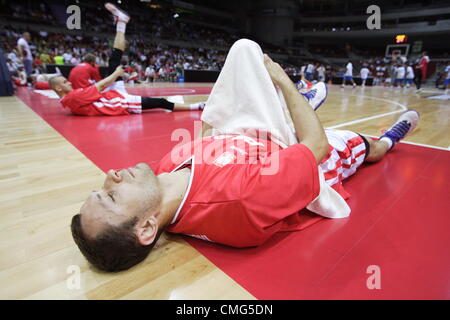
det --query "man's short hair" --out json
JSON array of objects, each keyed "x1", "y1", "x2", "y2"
[
  {"x1": 48, "y1": 76, "x2": 62, "y2": 90},
  {"x1": 71, "y1": 214, "x2": 162, "y2": 272},
  {"x1": 83, "y1": 53, "x2": 96, "y2": 65}
]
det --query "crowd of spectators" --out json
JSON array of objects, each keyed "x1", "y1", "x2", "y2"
[{"x1": 2, "y1": 1, "x2": 293, "y2": 84}]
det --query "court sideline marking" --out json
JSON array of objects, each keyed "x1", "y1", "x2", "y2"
[
  {"x1": 325, "y1": 91, "x2": 448, "y2": 151},
  {"x1": 326, "y1": 91, "x2": 408, "y2": 129}
]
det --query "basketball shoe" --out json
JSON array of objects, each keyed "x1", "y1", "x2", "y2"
[
  {"x1": 105, "y1": 2, "x2": 130, "y2": 24},
  {"x1": 379, "y1": 110, "x2": 419, "y2": 149},
  {"x1": 300, "y1": 81, "x2": 328, "y2": 111}
]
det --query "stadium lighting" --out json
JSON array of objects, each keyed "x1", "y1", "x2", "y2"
[{"x1": 173, "y1": 13, "x2": 180, "y2": 18}]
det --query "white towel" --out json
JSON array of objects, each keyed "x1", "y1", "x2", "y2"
[
  {"x1": 201, "y1": 39, "x2": 350, "y2": 219},
  {"x1": 201, "y1": 39, "x2": 297, "y2": 148}
]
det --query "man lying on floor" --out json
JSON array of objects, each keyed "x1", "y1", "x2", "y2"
[
  {"x1": 48, "y1": 3, "x2": 204, "y2": 116},
  {"x1": 71, "y1": 39, "x2": 419, "y2": 272}
]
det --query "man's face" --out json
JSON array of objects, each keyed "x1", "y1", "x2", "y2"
[
  {"x1": 54, "y1": 76, "x2": 73, "y2": 94},
  {"x1": 80, "y1": 163, "x2": 162, "y2": 238}
]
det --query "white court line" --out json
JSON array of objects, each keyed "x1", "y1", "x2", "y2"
[
  {"x1": 326, "y1": 92, "x2": 408, "y2": 129},
  {"x1": 362, "y1": 134, "x2": 449, "y2": 151},
  {"x1": 326, "y1": 91, "x2": 449, "y2": 151}
]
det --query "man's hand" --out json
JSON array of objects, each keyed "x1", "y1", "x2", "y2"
[
  {"x1": 263, "y1": 56, "x2": 328, "y2": 163},
  {"x1": 263, "y1": 54, "x2": 291, "y2": 87},
  {"x1": 114, "y1": 65, "x2": 124, "y2": 77},
  {"x1": 95, "y1": 66, "x2": 124, "y2": 92}
]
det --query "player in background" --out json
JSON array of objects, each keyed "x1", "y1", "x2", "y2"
[
  {"x1": 405, "y1": 63, "x2": 415, "y2": 89},
  {"x1": 68, "y1": 53, "x2": 103, "y2": 89},
  {"x1": 48, "y1": 3, "x2": 205, "y2": 116},
  {"x1": 305, "y1": 62, "x2": 315, "y2": 81},
  {"x1": 145, "y1": 65, "x2": 156, "y2": 83},
  {"x1": 415, "y1": 51, "x2": 430, "y2": 92},
  {"x1": 394, "y1": 63, "x2": 406, "y2": 88},
  {"x1": 317, "y1": 64, "x2": 326, "y2": 82},
  {"x1": 360, "y1": 65, "x2": 370, "y2": 87},
  {"x1": 341, "y1": 61, "x2": 357, "y2": 88}
]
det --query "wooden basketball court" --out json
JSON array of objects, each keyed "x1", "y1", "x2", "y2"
[{"x1": 0, "y1": 82, "x2": 448, "y2": 299}]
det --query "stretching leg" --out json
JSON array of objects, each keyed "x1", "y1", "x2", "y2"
[{"x1": 141, "y1": 97, "x2": 204, "y2": 111}]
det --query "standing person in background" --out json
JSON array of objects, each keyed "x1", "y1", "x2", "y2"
[
  {"x1": 415, "y1": 51, "x2": 430, "y2": 92},
  {"x1": 341, "y1": 60, "x2": 356, "y2": 88},
  {"x1": 394, "y1": 63, "x2": 405, "y2": 88},
  {"x1": 405, "y1": 63, "x2": 415, "y2": 89},
  {"x1": 305, "y1": 62, "x2": 315, "y2": 81},
  {"x1": 145, "y1": 65, "x2": 156, "y2": 83},
  {"x1": 17, "y1": 32, "x2": 33, "y2": 77},
  {"x1": 360, "y1": 65, "x2": 370, "y2": 87},
  {"x1": 317, "y1": 64, "x2": 326, "y2": 82}
]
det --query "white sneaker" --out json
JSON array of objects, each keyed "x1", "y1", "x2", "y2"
[
  {"x1": 190, "y1": 102, "x2": 206, "y2": 110},
  {"x1": 301, "y1": 82, "x2": 328, "y2": 111},
  {"x1": 105, "y1": 2, "x2": 130, "y2": 23}
]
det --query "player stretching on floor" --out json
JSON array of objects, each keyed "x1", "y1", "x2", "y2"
[
  {"x1": 49, "y1": 3, "x2": 204, "y2": 116},
  {"x1": 69, "y1": 38, "x2": 420, "y2": 272}
]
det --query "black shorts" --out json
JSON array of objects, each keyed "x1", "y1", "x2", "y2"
[{"x1": 357, "y1": 133, "x2": 371, "y2": 160}]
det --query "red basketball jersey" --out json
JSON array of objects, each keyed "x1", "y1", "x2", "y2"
[
  {"x1": 69, "y1": 63, "x2": 102, "y2": 89},
  {"x1": 155, "y1": 135, "x2": 321, "y2": 247},
  {"x1": 61, "y1": 86, "x2": 135, "y2": 116}
]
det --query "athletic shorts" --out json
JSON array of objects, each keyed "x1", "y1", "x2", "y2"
[
  {"x1": 444, "y1": 78, "x2": 450, "y2": 85},
  {"x1": 305, "y1": 72, "x2": 313, "y2": 80},
  {"x1": 395, "y1": 78, "x2": 405, "y2": 83},
  {"x1": 320, "y1": 129, "x2": 367, "y2": 193},
  {"x1": 344, "y1": 75, "x2": 353, "y2": 81},
  {"x1": 103, "y1": 80, "x2": 142, "y2": 114},
  {"x1": 405, "y1": 78, "x2": 414, "y2": 84}
]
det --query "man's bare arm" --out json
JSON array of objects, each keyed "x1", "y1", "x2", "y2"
[
  {"x1": 263, "y1": 54, "x2": 328, "y2": 163},
  {"x1": 199, "y1": 121, "x2": 213, "y2": 138},
  {"x1": 95, "y1": 66, "x2": 124, "y2": 92}
]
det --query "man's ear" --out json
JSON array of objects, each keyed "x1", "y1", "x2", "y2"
[{"x1": 136, "y1": 216, "x2": 158, "y2": 246}]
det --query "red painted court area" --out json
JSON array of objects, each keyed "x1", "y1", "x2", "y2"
[{"x1": 17, "y1": 87, "x2": 450, "y2": 299}]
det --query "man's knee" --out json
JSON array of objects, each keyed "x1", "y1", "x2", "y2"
[{"x1": 229, "y1": 38, "x2": 261, "y2": 55}]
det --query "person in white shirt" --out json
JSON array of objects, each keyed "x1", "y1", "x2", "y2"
[
  {"x1": 341, "y1": 61, "x2": 356, "y2": 88},
  {"x1": 394, "y1": 63, "x2": 406, "y2": 88},
  {"x1": 405, "y1": 64, "x2": 415, "y2": 88},
  {"x1": 63, "y1": 52, "x2": 73, "y2": 64},
  {"x1": 17, "y1": 32, "x2": 33, "y2": 76},
  {"x1": 145, "y1": 65, "x2": 156, "y2": 83},
  {"x1": 360, "y1": 66, "x2": 370, "y2": 87},
  {"x1": 317, "y1": 64, "x2": 326, "y2": 82}
]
